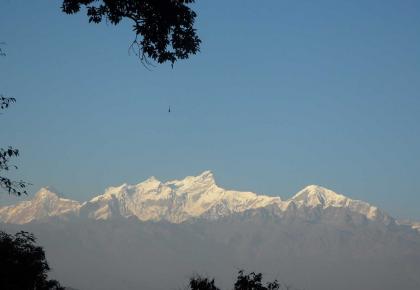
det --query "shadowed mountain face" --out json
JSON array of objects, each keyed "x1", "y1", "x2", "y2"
[{"x1": 1, "y1": 171, "x2": 420, "y2": 290}]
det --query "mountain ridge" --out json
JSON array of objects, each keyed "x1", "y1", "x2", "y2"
[{"x1": 0, "y1": 170, "x2": 403, "y2": 227}]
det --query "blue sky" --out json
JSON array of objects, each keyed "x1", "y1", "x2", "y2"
[{"x1": 1, "y1": 0, "x2": 419, "y2": 219}]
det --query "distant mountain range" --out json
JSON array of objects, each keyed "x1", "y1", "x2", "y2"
[
  {"x1": 0, "y1": 171, "x2": 397, "y2": 225},
  {"x1": 1, "y1": 171, "x2": 420, "y2": 290}
]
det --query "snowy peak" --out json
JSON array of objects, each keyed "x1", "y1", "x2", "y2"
[
  {"x1": 290, "y1": 185, "x2": 393, "y2": 224},
  {"x1": 140, "y1": 176, "x2": 162, "y2": 189},
  {"x1": 0, "y1": 188, "x2": 80, "y2": 224},
  {"x1": 194, "y1": 170, "x2": 216, "y2": 184},
  {"x1": 166, "y1": 170, "x2": 216, "y2": 190},
  {"x1": 34, "y1": 187, "x2": 62, "y2": 201},
  {"x1": 291, "y1": 185, "x2": 348, "y2": 207}
]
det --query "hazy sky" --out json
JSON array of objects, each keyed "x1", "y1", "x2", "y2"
[{"x1": 1, "y1": 0, "x2": 419, "y2": 219}]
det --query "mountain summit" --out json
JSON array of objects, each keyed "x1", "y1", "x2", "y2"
[
  {"x1": 0, "y1": 187, "x2": 80, "y2": 224},
  {"x1": 0, "y1": 171, "x2": 394, "y2": 225},
  {"x1": 292, "y1": 185, "x2": 348, "y2": 207}
]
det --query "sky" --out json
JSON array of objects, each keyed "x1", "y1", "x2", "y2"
[{"x1": 0, "y1": 0, "x2": 419, "y2": 220}]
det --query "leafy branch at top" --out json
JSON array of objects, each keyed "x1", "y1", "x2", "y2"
[{"x1": 61, "y1": 0, "x2": 201, "y2": 67}]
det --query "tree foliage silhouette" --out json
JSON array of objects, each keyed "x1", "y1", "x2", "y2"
[
  {"x1": 187, "y1": 270, "x2": 299, "y2": 290},
  {"x1": 0, "y1": 46, "x2": 28, "y2": 196},
  {"x1": 0, "y1": 231, "x2": 64, "y2": 290},
  {"x1": 61, "y1": 0, "x2": 201, "y2": 66},
  {"x1": 189, "y1": 275, "x2": 221, "y2": 290},
  {"x1": 234, "y1": 270, "x2": 280, "y2": 290}
]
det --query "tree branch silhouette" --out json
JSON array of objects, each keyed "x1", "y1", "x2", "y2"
[
  {"x1": 61, "y1": 0, "x2": 201, "y2": 66},
  {"x1": 0, "y1": 45, "x2": 29, "y2": 196}
]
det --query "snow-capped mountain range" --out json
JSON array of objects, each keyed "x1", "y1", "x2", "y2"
[
  {"x1": 0, "y1": 170, "x2": 402, "y2": 226},
  {"x1": 2, "y1": 171, "x2": 420, "y2": 290}
]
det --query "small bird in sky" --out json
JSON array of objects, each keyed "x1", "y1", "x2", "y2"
[{"x1": 168, "y1": 106, "x2": 171, "y2": 113}]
